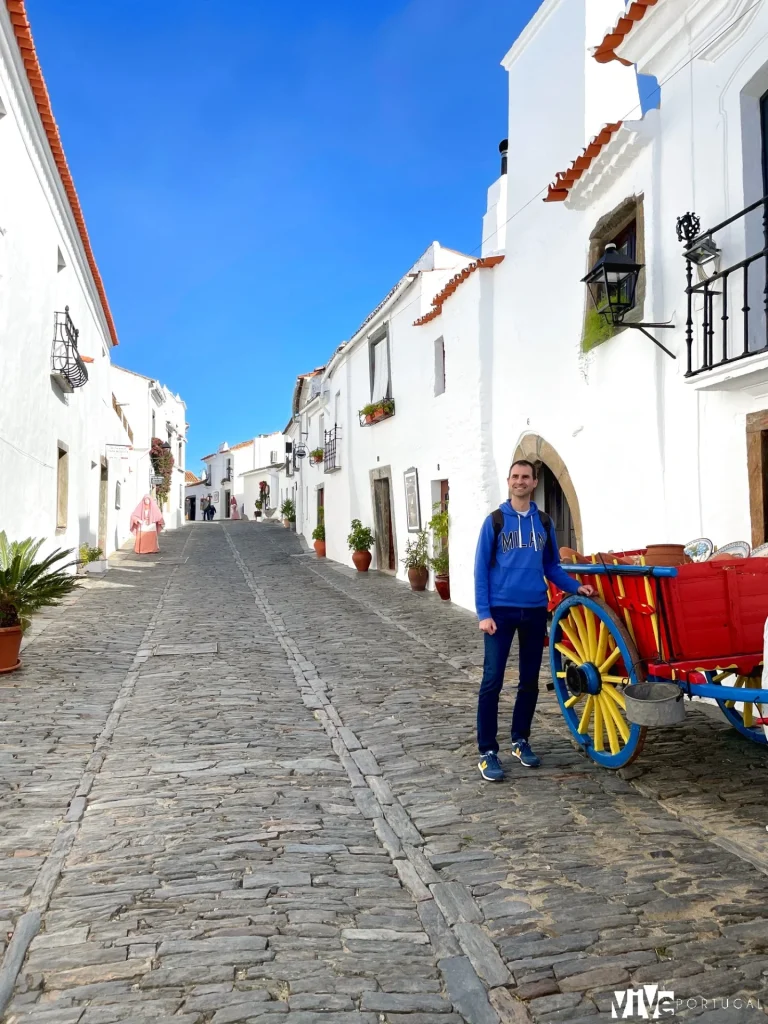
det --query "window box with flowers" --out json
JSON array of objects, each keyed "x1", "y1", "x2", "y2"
[
  {"x1": 359, "y1": 399, "x2": 395, "y2": 426},
  {"x1": 309, "y1": 448, "x2": 324, "y2": 465}
]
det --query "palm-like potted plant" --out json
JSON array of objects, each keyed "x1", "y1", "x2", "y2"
[
  {"x1": 0, "y1": 533, "x2": 80, "y2": 673},
  {"x1": 347, "y1": 519, "x2": 374, "y2": 571},
  {"x1": 280, "y1": 498, "x2": 296, "y2": 529},
  {"x1": 401, "y1": 529, "x2": 430, "y2": 591},
  {"x1": 428, "y1": 503, "x2": 450, "y2": 600}
]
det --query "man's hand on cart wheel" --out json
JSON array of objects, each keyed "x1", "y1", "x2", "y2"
[
  {"x1": 577, "y1": 584, "x2": 597, "y2": 597},
  {"x1": 479, "y1": 618, "x2": 497, "y2": 635}
]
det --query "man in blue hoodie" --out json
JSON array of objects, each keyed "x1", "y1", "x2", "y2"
[{"x1": 474, "y1": 460, "x2": 594, "y2": 781}]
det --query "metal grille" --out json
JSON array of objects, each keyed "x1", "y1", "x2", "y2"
[
  {"x1": 324, "y1": 425, "x2": 341, "y2": 472},
  {"x1": 681, "y1": 197, "x2": 768, "y2": 377},
  {"x1": 51, "y1": 307, "x2": 88, "y2": 391}
]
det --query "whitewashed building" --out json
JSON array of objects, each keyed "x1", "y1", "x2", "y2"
[
  {"x1": 240, "y1": 430, "x2": 288, "y2": 522},
  {"x1": 110, "y1": 366, "x2": 187, "y2": 543},
  {"x1": 0, "y1": 0, "x2": 187, "y2": 561},
  {"x1": 272, "y1": 0, "x2": 768, "y2": 616},
  {"x1": 191, "y1": 440, "x2": 257, "y2": 521}
]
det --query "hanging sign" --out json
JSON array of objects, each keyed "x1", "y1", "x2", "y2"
[{"x1": 151, "y1": 474, "x2": 164, "y2": 485}]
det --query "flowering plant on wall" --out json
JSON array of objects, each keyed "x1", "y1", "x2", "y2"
[
  {"x1": 150, "y1": 437, "x2": 174, "y2": 507},
  {"x1": 259, "y1": 480, "x2": 270, "y2": 508}
]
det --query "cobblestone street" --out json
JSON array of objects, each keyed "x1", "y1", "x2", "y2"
[{"x1": 2, "y1": 522, "x2": 768, "y2": 1024}]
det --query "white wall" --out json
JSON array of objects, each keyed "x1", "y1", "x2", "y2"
[{"x1": 0, "y1": 16, "x2": 117, "y2": 560}]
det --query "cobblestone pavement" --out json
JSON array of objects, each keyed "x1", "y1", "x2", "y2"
[{"x1": 2, "y1": 522, "x2": 768, "y2": 1023}]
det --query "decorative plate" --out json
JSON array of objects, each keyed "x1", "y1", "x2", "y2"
[
  {"x1": 683, "y1": 537, "x2": 713, "y2": 562},
  {"x1": 751, "y1": 542, "x2": 768, "y2": 558},
  {"x1": 714, "y1": 541, "x2": 751, "y2": 559}
]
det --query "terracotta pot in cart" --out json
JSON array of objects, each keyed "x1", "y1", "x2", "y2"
[
  {"x1": 435, "y1": 575, "x2": 450, "y2": 601},
  {"x1": 314, "y1": 539, "x2": 326, "y2": 558},
  {"x1": 408, "y1": 567, "x2": 428, "y2": 591},
  {"x1": 644, "y1": 544, "x2": 689, "y2": 567},
  {"x1": 352, "y1": 550, "x2": 372, "y2": 572},
  {"x1": 0, "y1": 625, "x2": 22, "y2": 673}
]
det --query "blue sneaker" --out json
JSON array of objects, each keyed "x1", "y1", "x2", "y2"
[
  {"x1": 478, "y1": 751, "x2": 504, "y2": 782},
  {"x1": 511, "y1": 740, "x2": 541, "y2": 768}
]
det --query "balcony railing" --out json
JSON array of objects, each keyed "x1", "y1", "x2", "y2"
[
  {"x1": 324, "y1": 425, "x2": 341, "y2": 472},
  {"x1": 51, "y1": 307, "x2": 88, "y2": 392},
  {"x1": 680, "y1": 198, "x2": 768, "y2": 377},
  {"x1": 221, "y1": 467, "x2": 232, "y2": 482},
  {"x1": 358, "y1": 399, "x2": 395, "y2": 427}
]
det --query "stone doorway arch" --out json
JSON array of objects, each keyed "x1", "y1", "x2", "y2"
[{"x1": 513, "y1": 434, "x2": 583, "y2": 553}]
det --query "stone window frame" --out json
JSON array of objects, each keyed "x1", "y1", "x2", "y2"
[
  {"x1": 582, "y1": 194, "x2": 646, "y2": 353},
  {"x1": 56, "y1": 442, "x2": 69, "y2": 533}
]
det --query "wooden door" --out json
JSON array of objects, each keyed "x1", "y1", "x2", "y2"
[
  {"x1": 540, "y1": 463, "x2": 576, "y2": 551},
  {"x1": 373, "y1": 478, "x2": 396, "y2": 571}
]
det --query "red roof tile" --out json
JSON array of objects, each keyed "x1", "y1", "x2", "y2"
[
  {"x1": 413, "y1": 256, "x2": 505, "y2": 326},
  {"x1": 185, "y1": 471, "x2": 200, "y2": 484},
  {"x1": 229, "y1": 439, "x2": 254, "y2": 451},
  {"x1": 544, "y1": 122, "x2": 623, "y2": 202},
  {"x1": 6, "y1": 0, "x2": 119, "y2": 346},
  {"x1": 593, "y1": 0, "x2": 659, "y2": 65}
]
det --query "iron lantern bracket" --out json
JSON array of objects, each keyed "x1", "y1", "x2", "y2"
[{"x1": 604, "y1": 316, "x2": 677, "y2": 359}]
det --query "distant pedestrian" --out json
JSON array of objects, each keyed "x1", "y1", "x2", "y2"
[
  {"x1": 200, "y1": 496, "x2": 209, "y2": 520},
  {"x1": 474, "y1": 460, "x2": 595, "y2": 781},
  {"x1": 206, "y1": 502, "x2": 216, "y2": 521}
]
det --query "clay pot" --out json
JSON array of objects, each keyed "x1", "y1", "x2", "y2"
[
  {"x1": 644, "y1": 544, "x2": 689, "y2": 567},
  {"x1": 0, "y1": 625, "x2": 22, "y2": 674},
  {"x1": 435, "y1": 575, "x2": 451, "y2": 601},
  {"x1": 352, "y1": 550, "x2": 372, "y2": 572},
  {"x1": 283, "y1": 518, "x2": 290, "y2": 529},
  {"x1": 408, "y1": 567, "x2": 429, "y2": 591},
  {"x1": 314, "y1": 539, "x2": 326, "y2": 558}
]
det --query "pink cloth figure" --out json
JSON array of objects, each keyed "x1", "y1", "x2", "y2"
[
  {"x1": 230, "y1": 498, "x2": 240, "y2": 520},
  {"x1": 130, "y1": 495, "x2": 164, "y2": 554}
]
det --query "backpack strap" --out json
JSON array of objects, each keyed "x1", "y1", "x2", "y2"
[{"x1": 489, "y1": 508, "x2": 554, "y2": 567}]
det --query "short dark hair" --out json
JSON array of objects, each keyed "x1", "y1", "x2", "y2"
[{"x1": 508, "y1": 459, "x2": 537, "y2": 479}]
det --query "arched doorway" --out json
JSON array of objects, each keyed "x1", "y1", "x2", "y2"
[{"x1": 513, "y1": 434, "x2": 583, "y2": 553}]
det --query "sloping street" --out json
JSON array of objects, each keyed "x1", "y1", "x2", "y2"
[{"x1": 2, "y1": 523, "x2": 768, "y2": 1023}]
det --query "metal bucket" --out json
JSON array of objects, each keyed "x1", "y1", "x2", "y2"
[{"x1": 623, "y1": 682, "x2": 686, "y2": 727}]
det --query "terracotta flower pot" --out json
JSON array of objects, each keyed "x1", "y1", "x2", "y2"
[
  {"x1": 408, "y1": 567, "x2": 429, "y2": 591},
  {"x1": 283, "y1": 518, "x2": 290, "y2": 529},
  {"x1": 0, "y1": 625, "x2": 22, "y2": 674},
  {"x1": 435, "y1": 574, "x2": 451, "y2": 601},
  {"x1": 372, "y1": 408, "x2": 385, "y2": 422},
  {"x1": 314, "y1": 539, "x2": 326, "y2": 558},
  {"x1": 352, "y1": 550, "x2": 372, "y2": 572},
  {"x1": 644, "y1": 544, "x2": 689, "y2": 567}
]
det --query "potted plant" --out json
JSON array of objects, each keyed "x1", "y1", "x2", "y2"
[
  {"x1": 0, "y1": 533, "x2": 80, "y2": 673},
  {"x1": 254, "y1": 499, "x2": 263, "y2": 520},
  {"x1": 310, "y1": 447, "x2": 324, "y2": 463},
  {"x1": 79, "y1": 543, "x2": 106, "y2": 575},
  {"x1": 347, "y1": 519, "x2": 374, "y2": 571},
  {"x1": 428, "y1": 502, "x2": 450, "y2": 600},
  {"x1": 312, "y1": 523, "x2": 326, "y2": 558},
  {"x1": 361, "y1": 403, "x2": 378, "y2": 425},
  {"x1": 401, "y1": 529, "x2": 430, "y2": 591},
  {"x1": 280, "y1": 498, "x2": 296, "y2": 529}
]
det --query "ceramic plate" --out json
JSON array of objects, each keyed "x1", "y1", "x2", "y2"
[
  {"x1": 751, "y1": 542, "x2": 768, "y2": 558},
  {"x1": 684, "y1": 537, "x2": 713, "y2": 562},
  {"x1": 715, "y1": 540, "x2": 751, "y2": 559}
]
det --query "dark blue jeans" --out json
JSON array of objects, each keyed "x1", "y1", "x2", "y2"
[{"x1": 477, "y1": 605, "x2": 548, "y2": 754}]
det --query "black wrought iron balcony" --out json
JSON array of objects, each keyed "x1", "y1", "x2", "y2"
[
  {"x1": 51, "y1": 307, "x2": 88, "y2": 392},
  {"x1": 324, "y1": 425, "x2": 341, "y2": 472},
  {"x1": 221, "y1": 467, "x2": 232, "y2": 483},
  {"x1": 678, "y1": 200, "x2": 768, "y2": 378}
]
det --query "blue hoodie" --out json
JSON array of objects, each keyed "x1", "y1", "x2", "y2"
[{"x1": 474, "y1": 501, "x2": 581, "y2": 619}]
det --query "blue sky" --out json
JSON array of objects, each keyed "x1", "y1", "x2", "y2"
[{"x1": 30, "y1": 0, "x2": 541, "y2": 469}]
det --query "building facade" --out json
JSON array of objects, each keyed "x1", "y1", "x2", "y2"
[{"x1": 0, "y1": 0, "x2": 187, "y2": 561}]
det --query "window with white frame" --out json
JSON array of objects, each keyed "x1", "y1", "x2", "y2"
[{"x1": 369, "y1": 329, "x2": 390, "y2": 401}]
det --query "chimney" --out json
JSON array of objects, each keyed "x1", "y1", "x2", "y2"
[{"x1": 499, "y1": 139, "x2": 508, "y2": 176}]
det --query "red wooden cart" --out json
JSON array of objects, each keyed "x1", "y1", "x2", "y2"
[{"x1": 547, "y1": 555, "x2": 768, "y2": 767}]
